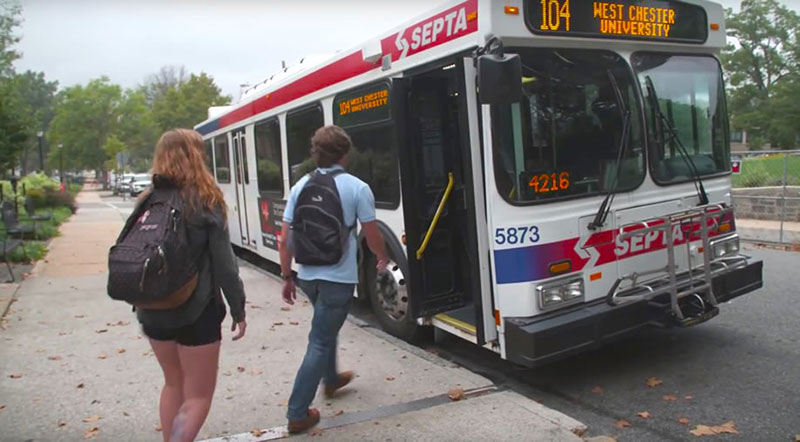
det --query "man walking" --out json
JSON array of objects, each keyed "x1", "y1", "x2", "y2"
[{"x1": 279, "y1": 125, "x2": 388, "y2": 433}]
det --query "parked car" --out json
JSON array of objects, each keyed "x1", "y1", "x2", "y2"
[
  {"x1": 114, "y1": 173, "x2": 135, "y2": 195},
  {"x1": 129, "y1": 174, "x2": 151, "y2": 196}
]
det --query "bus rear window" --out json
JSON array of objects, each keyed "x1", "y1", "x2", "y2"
[{"x1": 491, "y1": 48, "x2": 645, "y2": 204}]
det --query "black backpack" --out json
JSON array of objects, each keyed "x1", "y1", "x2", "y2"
[
  {"x1": 290, "y1": 170, "x2": 352, "y2": 266},
  {"x1": 107, "y1": 185, "x2": 199, "y2": 309}
]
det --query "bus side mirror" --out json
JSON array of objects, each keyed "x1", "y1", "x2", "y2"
[{"x1": 478, "y1": 53, "x2": 522, "y2": 105}]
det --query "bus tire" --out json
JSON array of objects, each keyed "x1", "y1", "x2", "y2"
[{"x1": 359, "y1": 228, "x2": 425, "y2": 343}]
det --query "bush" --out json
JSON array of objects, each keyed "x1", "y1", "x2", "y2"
[
  {"x1": 44, "y1": 188, "x2": 77, "y2": 212},
  {"x1": 4, "y1": 242, "x2": 47, "y2": 264},
  {"x1": 26, "y1": 188, "x2": 46, "y2": 209}
]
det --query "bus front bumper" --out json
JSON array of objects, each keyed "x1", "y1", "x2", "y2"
[{"x1": 503, "y1": 258, "x2": 763, "y2": 368}]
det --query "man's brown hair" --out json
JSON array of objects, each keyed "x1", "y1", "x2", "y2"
[{"x1": 311, "y1": 125, "x2": 351, "y2": 168}]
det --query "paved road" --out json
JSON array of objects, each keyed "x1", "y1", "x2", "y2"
[{"x1": 424, "y1": 244, "x2": 800, "y2": 441}]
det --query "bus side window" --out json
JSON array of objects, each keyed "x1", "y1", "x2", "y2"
[
  {"x1": 204, "y1": 139, "x2": 214, "y2": 173},
  {"x1": 333, "y1": 81, "x2": 400, "y2": 209},
  {"x1": 214, "y1": 134, "x2": 231, "y2": 183},
  {"x1": 254, "y1": 118, "x2": 284, "y2": 196},
  {"x1": 287, "y1": 104, "x2": 324, "y2": 185}
]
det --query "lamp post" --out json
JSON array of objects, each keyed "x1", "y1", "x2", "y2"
[
  {"x1": 59, "y1": 143, "x2": 64, "y2": 187},
  {"x1": 36, "y1": 131, "x2": 44, "y2": 172}
]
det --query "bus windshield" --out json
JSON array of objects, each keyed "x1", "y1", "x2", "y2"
[
  {"x1": 491, "y1": 48, "x2": 645, "y2": 204},
  {"x1": 633, "y1": 54, "x2": 730, "y2": 183}
]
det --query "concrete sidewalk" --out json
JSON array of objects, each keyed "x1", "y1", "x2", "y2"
[
  {"x1": 736, "y1": 218, "x2": 800, "y2": 245},
  {"x1": 0, "y1": 189, "x2": 587, "y2": 441}
]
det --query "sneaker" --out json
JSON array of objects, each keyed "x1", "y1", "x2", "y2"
[
  {"x1": 287, "y1": 408, "x2": 320, "y2": 434},
  {"x1": 324, "y1": 371, "x2": 354, "y2": 398}
]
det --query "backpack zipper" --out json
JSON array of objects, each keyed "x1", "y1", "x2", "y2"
[{"x1": 140, "y1": 258, "x2": 150, "y2": 292}]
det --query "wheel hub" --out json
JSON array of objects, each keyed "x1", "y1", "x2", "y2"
[{"x1": 375, "y1": 260, "x2": 408, "y2": 321}]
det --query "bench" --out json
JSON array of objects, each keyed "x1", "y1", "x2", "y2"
[
  {"x1": 23, "y1": 196, "x2": 52, "y2": 231},
  {"x1": 1, "y1": 237, "x2": 24, "y2": 283}
]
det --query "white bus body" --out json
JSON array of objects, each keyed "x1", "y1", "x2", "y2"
[{"x1": 196, "y1": 0, "x2": 762, "y2": 367}]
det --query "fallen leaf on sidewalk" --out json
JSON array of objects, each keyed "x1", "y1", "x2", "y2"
[
  {"x1": 250, "y1": 369, "x2": 262, "y2": 376},
  {"x1": 614, "y1": 419, "x2": 631, "y2": 429},
  {"x1": 57, "y1": 420, "x2": 67, "y2": 427},
  {"x1": 250, "y1": 304, "x2": 262, "y2": 309},
  {"x1": 290, "y1": 321, "x2": 299, "y2": 325},
  {"x1": 646, "y1": 377, "x2": 663, "y2": 388},
  {"x1": 77, "y1": 383, "x2": 85, "y2": 389},
  {"x1": 333, "y1": 409, "x2": 344, "y2": 416},
  {"x1": 637, "y1": 411, "x2": 652, "y2": 419},
  {"x1": 591, "y1": 386, "x2": 604, "y2": 394},
  {"x1": 250, "y1": 429, "x2": 265, "y2": 437},
  {"x1": 689, "y1": 421, "x2": 739, "y2": 436},
  {"x1": 116, "y1": 348, "x2": 126, "y2": 354},
  {"x1": 689, "y1": 425, "x2": 716, "y2": 436},
  {"x1": 237, "y1": 366, "x2": 245, "y2": 373},
  {"x1": 309, "y1": 428, "x2": 323, "y2": 436},
  {"x1": 90, "y1": 400, "x2": 100, "y2": 405},
  {"x1": 663, "y1": 394, "x2": 678, "y2": 402},
  {"x1": 82, "y1": 415, "x2": 101, "y2": 423},
  {"x1": 273, "y1": 321, "x2": 284, "y2": 326},
  {"x1": 385, "y1": 376, "x2": 395, "y2": 381},
  {"x1": 84, "y1": 426, "x2": 99, "y2": 439},
  {"x1": 107, "y1": 320, "x2": 129, "y2": 327},
  {"x1": 95, "y1": 329, "x2": 108, "y2": 334},
  {"x1": 223, "y1": 371, "x2": 232, "y2": 376},
  {"x1": 685, "y1": 395, "x2": 694, "y2": 400},
  {"x1": 448, "y1": 388, "x2": 465, "y2": 401},
  {"x1": 154, "y1": 424, "x2": 162, "y2": 432},
  {"x1": 74, "y1": 314, "x2": 85, "y2": 319},
  {"x1": 678, "y1": 417, "x2": 690, "y2": 425},
  {"x1": 48, "y1": 355, "x2": 62, "y2": 361},
  {"x1": 794, "y1": 434, "x2": 799, "y2": 442},
  {"x1": 280, "y1": 306, "x2": 291, "y2": 311},
  {"x1": 58, "y1": 331, "x2": 71, "y2": 336},
  {"x1": 97, "y1": 353, "x2": 107, "y2": 360},
  {"x1": 0, "y1": 405, "x2": 5, "y2": 410},
  {"x1": 9, "y1": 373, "x2": 22, "y2": 379}
]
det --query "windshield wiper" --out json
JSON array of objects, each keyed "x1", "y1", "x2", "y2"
[
  {"x1": 644, "y1": 75, "x2": 709, "y2": 206},
  {"x1": 589, "y1": 70, "x2": 631, "y2": 231}
]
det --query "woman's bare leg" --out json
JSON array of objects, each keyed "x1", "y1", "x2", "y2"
[
  {"x1": 168, "y1": 341, "x2": 221, "y2": 442},
  {"x1": 149, "y1": 339, "x2": 183, "y2": 442}
]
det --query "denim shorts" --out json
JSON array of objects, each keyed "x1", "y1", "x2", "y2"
[{"x1": 142, "y1": 297, "x2": 227, "y2": 346}]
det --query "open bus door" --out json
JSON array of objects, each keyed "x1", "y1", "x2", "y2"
[
  {"x1": 391, "y1": 58, "x2": 496, "y2": 345},
  {"x1": 231, "y1": 130, "x2": 255, "y2": 249}
]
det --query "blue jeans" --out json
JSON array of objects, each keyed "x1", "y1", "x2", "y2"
[{"x1": 287, "y1": 279, "x2": 355, "y2": 421}]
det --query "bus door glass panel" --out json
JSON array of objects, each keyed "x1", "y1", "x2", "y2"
[
  {"x1": 232, "y1": 130, "x2": 251, "y2": 247},
  {"x1": 401, "y1": 70, "x2": 470, "y2": 317}
]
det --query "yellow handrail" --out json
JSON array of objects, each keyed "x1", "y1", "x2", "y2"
[{"x1": 416, "y1": 172, "x2": 454, "y2": 260}]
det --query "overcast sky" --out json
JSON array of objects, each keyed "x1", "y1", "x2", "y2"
[{"x1": 14, "y1": 0, "x2": 800, "y2": 101}]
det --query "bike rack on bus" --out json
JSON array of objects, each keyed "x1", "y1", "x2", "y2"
[{"x1": 606, "y1": 205, "x2": 749, "y2": 321}]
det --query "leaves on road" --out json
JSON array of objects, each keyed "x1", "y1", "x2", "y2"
[
  {"x1": 280, "y1": 306, "x2": 291, "y2": 311},
  {"x1": 250, "y1": 369, "x2": 263, "y2": 376},
  {"x1": 8, "y1": 373, "x2": 22, "y2": 379},
  {"x1": 334, "y1": 409, "x2": 344, "y2": 416},
  {"x1": 637, "y1": 411, "x2": 652, "y2": 419},
  {"x1": 84, "y1": 426, "x2": 99, "y2": 439},
  {"x1": 74, "y1": 314, "x2": 86, "y2": 319},
  {"x1": 222, "y1": 371, "x2": 232, "y2": 376},
  {"x1": 0, "y1": 404, "x2": 5, "y2": 411},
  {"x1": 57, "y1": 420, "x2": 67, "y2": 427},
  {"x1": 684, "y1": 395, "x2": 694, "y2": 400},
  {"x1": 646, "y1": 377, "x2": 663, "y2": 388},
  {"x1": 614, "y1": 419, "x2": 631, "y2": 429},
  {"x1": 689, "y1": 421, "x2": 739, "y2": 437},
  {"x1": 48, "y1": 355, "x2": 62, "y2": 361},
  {"x1": 250, "y1": 429, "x2": 265, "y2": 437},
  {"x1": 385, "y1": 376, "x2": 396, "y2": 381},
  {"x1": 237, "y1": 366, "x2": 246, "y2": 373},
  {"x1": 107, "y1": 320, "x2": 129, "y2": 327},
  {"x1": 591, "y1": 386, "x2": 604, "y2": 394},
  {"x1": 794, "y1": 435, "x2": 799, "y2": 442},
  {"x1": 678, "y1": 417, "x2": 691, "y2": 426},
  {"x1": 448, "y1": 388, "x2": 465, "y2": 401},
  {"x1": 116, "y1": 348, "x2": 126, "y2": 354},
  {"x1": 290, "y1": 321, "x2": 299, "y2": 326},
  {"x1": 97, "y1": 353, "x2": 107, "y2": 360},
  {"x1": 82, "y1": 415, "x2": 101, "y2": 423},
  {"x1": 273, "y1": 321, "x2": 284, "y2": 326},
  {"x1": 663, "y1": 394, "x2": 678, "y2": 402},
  {"x1": 95, "y1": 329, "x2": 108, "y2": 334},
  {"x1": 309, "y1": 428, "x2": 323, "y2": 436},
  {"x1": 77, "y1": 383, "x2": 85, "y2": 389}
]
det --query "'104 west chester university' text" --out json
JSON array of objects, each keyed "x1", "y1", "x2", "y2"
[{"x1": 539, "y1": 0, "x2": 678, "y2": 39}]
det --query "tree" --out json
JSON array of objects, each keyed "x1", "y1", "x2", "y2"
[
  {"x1": 12, "y1": 70, "x2": 58, "y2": 173},
  {"x1": 140, "y1": 65, "x2": 188, "y2": 106},
  {"x1": 722, "y1": 0, "x2": 800, "y2": 148},
  {"x1": 116, "y1": 89, "x2": 158, "y2": 166},
  {"x1": 0, "y1": 1, "x2": 21, "y2": 77},
  {"x1": 151, "y1": 72, "x2": 230, "y2": 132},
  {"x1": 47, "y1": 77, "x2": 122, "y2": 171},
  {"x1": 0, "y1": 81, "x2": 31, "y2": 174}
]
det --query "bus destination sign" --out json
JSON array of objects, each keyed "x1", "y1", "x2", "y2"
[
  {"x1": 334, "y1": 83, "x2": 391, "y2": 128},
  {"x1": 526, "y1": 0, "x2": 708, "y2": 43}
]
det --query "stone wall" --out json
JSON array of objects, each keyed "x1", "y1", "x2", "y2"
[{"x1": 732, "y1": 186, "x2": 800, "y2": 222}]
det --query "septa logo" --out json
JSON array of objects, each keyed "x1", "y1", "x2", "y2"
[{"x1": 383, "y1": 0, "x2": 478, "y2": 61}]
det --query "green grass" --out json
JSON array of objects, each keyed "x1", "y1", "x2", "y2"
[
  {"x1": 7, "y1": 241, "x2": 47, "y2": 263},
  {"x1": 1, "y1": 206, "x2": 73, "y2": 263},
  {"x1": 731, "y1": 154, "x2": 800, "y2": 188}
]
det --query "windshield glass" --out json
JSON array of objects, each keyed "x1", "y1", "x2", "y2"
[
  {"x1": 633, "y1": 54, "x2": 729, "y2": 183},
  {"x1": 491, "y1": 48, "x2": 645, "y2": 204}
]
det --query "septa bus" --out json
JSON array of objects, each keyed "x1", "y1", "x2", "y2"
[{"x1": 195, "y1": 0, "x2": 763, "y2": 367}]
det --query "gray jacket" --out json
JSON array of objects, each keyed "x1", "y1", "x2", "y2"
[{"x1": 136, "y1": 204, "x2": 246, "y2": 328}]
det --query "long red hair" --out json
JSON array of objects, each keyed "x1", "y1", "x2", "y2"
[{"x1": 150, "y1": 129, "x2": 226, "y2": 215}]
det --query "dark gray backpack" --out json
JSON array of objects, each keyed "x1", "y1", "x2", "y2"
[
  {"x1": 107, "y1": 184, "x2": 199, "y2": 309},
  {"x1": 290, "y1": 170, "x2": 352, "y2": 266}
]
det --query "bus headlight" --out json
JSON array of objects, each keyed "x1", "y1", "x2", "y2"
[
  {"x1": 711, "y1": 234, "x2": 740, "y2": 259},
  {"x1": 537, "y1": 276, "x2": 584, "y2": 310}
]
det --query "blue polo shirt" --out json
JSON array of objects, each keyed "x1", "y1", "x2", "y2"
[{"x1": 283, "y1": 165, "x2": 376, "y2": 284}]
